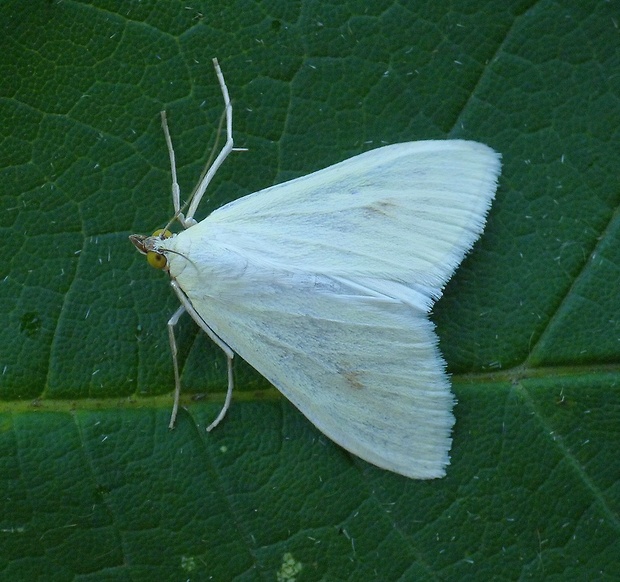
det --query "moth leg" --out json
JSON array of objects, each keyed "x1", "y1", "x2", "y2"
[
  {"x1": 160, "y1": 58, "x2": 235, "y2": 229},
  {"x1": 184, "y1": 57, "x2": 235, "y2": 224},
  {"x1": 170, "y1": 281, "x2": 234, "y2": 359},
  {"x1": 160, "y1": 111, "x2": 185, "y2": 225},
  {"x1": 167, "y1": 304, "x2": 186, "y2": 429},
  {"x1": 206, "y1": 356, "x2": 234, "y2": 432},
  {"x1": 170, "y1": 280, "x2": 236, "y2": 430}
]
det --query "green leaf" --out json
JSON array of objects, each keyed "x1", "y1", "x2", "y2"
[{"x1": 1, "y1": 0, "x2": 618, "y2": 580}]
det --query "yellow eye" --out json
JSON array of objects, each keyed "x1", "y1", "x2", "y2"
[
  {"x1": 144, "y1": 229, "x2": 172, "y2": 269},
  {"x1": 147, "y1": 250, "x2": 167, "y2": 269}
]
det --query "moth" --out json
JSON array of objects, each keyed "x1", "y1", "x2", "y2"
[{"x1": 130, "y1": 59, "x2": 501, "y2": 478}]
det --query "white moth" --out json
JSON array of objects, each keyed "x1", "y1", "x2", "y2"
[{"x1": 130, "y1": 59, "x2": 501, "y2": 479}]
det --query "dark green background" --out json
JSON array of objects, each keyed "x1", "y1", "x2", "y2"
[{"x1": 1, "y1": 0, "x2": 618, "y2": 580}]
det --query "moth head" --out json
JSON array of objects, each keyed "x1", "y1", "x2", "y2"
[{"x1": 129, "y1": 229, "x2": 173, "y2": 270}]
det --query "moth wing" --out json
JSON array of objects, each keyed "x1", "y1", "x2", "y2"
[
  {"x1": 175, "y1": 269, "x2": 455, "y2": 479},
  {"x1": 163, "y1": 139, "x2": 501, "y2": 478},
  {"x1": 202, "y1": 139, "x2": 501, "y2": 303}
]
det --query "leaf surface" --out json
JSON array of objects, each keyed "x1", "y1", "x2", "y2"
[{"x1": 0, "y1": 0, "x2": 618, "y2": 579}]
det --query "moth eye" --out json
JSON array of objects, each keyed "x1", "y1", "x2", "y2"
[
  {"x1": 152, "y1": 228, "x2": 173, "y2": 239},
  {"x1": 147, "y1": 250, "x2": 167, "y2": 269}
]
